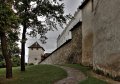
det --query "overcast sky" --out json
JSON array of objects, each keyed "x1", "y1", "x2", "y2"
[{"x1": 20, "y1": 0, "x2": 83, "y2": 62}]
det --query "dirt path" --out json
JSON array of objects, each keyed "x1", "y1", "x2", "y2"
[{"x1": 54, "y1": 66, "x2": 86, "y2": 84}]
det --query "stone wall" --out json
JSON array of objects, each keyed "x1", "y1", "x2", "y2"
[
  {"x1": 41, "y1": 0, "x2": 120, "y2": 79},
  {"x1": 41, "y1": 22, "x2": 82, "y2": 64},
  {"x1": 28, "y1": 48, "x2": 44, "y2": 65},
  {"x1": 80, "y1": 0, "x2": 93, "y2": 66},
  {"x1": 92, "y1": 0, "x2": 120, "y2": 78},
  {"x1": 79, "y1": 0, "x2": 120, "y2": 78},
  {"x1": 57, "y1": 9, "x2": 82, "y2": 48}
]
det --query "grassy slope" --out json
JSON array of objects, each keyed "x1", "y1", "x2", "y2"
[
  {"x1": 63, "y1": 64, "x2": 107, "y2": 84},
  {"x1": 0, "y1": 65, "x2": 67, "y2": 84},
  {"x1": 63, "y1": 64, "x2": 91, "y2": 75},
  {"x1": 80, "y1": 77, "x2": 107, "y2": 84}
]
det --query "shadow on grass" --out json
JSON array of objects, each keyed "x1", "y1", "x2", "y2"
[{"x1": 0, "y1": 64, "x2": 67, "y2": 84}]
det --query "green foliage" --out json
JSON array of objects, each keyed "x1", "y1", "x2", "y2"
[
  {"x1": 0, "y1": 2, "x2": 20, "y2": 33},
  {"x1": 14, "y1": 0, "x2": 71, "y2": 43},
  {"x1": 0, "y1": 53, "x2": 3, "y2": 61},
  {"x1": 12, "y1": 55, "x2": 20, "y2": 67},
  {"x1": 0, "y1": 60, "x2": 5, "y2": 68},
  {"x1": 0, "y1": 51, "x2": 5, "y2": 68},
  {"x1": 0, "y1": 42, "x2": 20, "y2": 68},
  {"x1": 0, "y1": 1, "x2": 20, "y2": 78},
  {"x1": 0, "y1": 1, "x2": 20, "y2": 54},
  {"x1": 8, "y1": 42, "x2": 20, "y2": 56},
  {"x1": 0, "y1": 65, "x2": 67, "y2": 84},
  {"x1": 0, "y1": 55, "x2": 20, "y2": 68}
]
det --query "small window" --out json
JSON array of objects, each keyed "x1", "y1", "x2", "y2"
[{"x1": 35, "y1": 58, "x2": 37, "y2": 60}]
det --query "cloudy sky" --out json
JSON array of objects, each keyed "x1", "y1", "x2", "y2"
[{"x1": 20, "y1": 0, "x2": 83, "y2": 62}]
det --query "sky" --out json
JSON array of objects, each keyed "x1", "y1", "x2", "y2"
[{"x1": 19, "y1": 0, "x2": 83, "y2": 62}]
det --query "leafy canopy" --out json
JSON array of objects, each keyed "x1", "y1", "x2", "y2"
[
  {"x1": 0, "y1": 0, "x2": 20, "y2": 61},
  {"x1": 14, "y1": 0, "x2": 71, "y2": 43},
  {"x1": 0, "y1": 1, "x2": 19, "y2": 33}
]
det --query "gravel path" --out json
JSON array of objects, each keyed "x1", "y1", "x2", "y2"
[{"x1": 54, "y1": 66, "x2": 86, "y2": 84}]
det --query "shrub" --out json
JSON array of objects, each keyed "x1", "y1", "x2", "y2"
[
  {"x1": 12, "y1": 55, "x2": 20, "y2": 67},
  {"x1": 0, "y1": 60, "x2": 5, "y2": 68}
]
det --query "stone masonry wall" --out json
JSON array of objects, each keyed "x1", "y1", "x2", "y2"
[
  {"x1": 28, "y1": 48, "x2": 44, "y2": 65},
  {"x1": 41, "y1": 22, "x2": 82, "y2": 64},
  {"x1": 81, "y1": 0, "x2": 93, "y2": 66},
  {"x1": 93, "y1": 0, "x2": 120, "y2": 78}
]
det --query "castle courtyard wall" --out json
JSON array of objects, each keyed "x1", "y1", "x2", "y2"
[
  {"x1": 81, "y1": 0, "x2": 93, "y2": 66},
  {"x1": 92, "y1": 0, "x2": 120, "y2": 78},
  {"x1": 41, "y1": 22, "x2": 82, "y2": 64},
  {"x1": 41, "y1": 0, "x2": 120, "y2": 79}
]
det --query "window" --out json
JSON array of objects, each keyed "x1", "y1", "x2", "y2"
[{"x1": 35, "y1": 58, "x2": 37, "y2": 60}]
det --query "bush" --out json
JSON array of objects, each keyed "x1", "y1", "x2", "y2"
[
  {"x1": 11, "y1": 55, "x2": 20, "y2": 67},
  {"x1": 0, "y1": 60, "x2": 5, "y2": 68}
]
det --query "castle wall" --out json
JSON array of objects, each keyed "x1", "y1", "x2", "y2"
[
  {"x1": 81, "y1": 0, "x2": 93, "y2": 66},
  {"x1": 28, "y1": 48, "x2": 44, "y2": 65},
  {"x1": 57, "y1": 10, "x2": 82, "y2": 47},
  {"x1": 41, "y1": 0, "x2": 120, "y2": 78},
  {"x1": 80, "y1": 0, "x2": 120, "y2": 78},
  {"x1": 41, "y1": 22, "x2": 82, "y2": 64},
  {"x1": 92, "y1": 0, "x2": 120, "y2": 77}
]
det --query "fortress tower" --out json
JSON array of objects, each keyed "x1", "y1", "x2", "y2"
[{"x1": 28, "y1": 42, "x2": 45, "y2": 65}]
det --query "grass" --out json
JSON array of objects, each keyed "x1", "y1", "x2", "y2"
[
  {"x1": 80, "y1": 77, "x2": 107, "y2": 84},
  {"x1": 63, "y1": 64, "x2": 91, "y2": 75},
  {"x1": 63, "y1": 64, "x2": 107, "y2": 84},
  {"x1": 0, "y1": 64, "x2": 67, "y2": 84}
]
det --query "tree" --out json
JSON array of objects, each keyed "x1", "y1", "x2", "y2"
[
  {"x1": 0, "y1": 1, "x2": 19, "y2": 78},
  {"x1": 9, "y1": 42, "x2": 21, "y2": 67},
  {"x1": 0, "y1": 42, "x2": 20, "y2": 68},
  {"x1": 12, "y1": 55, "x2": 20, "y2": 67},
  {"x1": 14, "y1": 0, "x2": 71, "y2": 71}
]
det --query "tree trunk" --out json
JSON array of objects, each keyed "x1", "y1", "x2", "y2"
[
  {"x1": 21, "y1": 25, "x2": 27, "y2": 71},
  {"x1": 21, "y1": 1, "x2": 28, "y2": 71},
  {"x1": 1, "y1": 32, "x2": 12, "y2": 78}
]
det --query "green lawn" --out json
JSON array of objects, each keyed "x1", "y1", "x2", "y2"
[
  {"x1": 80, "y1": 77, "x2": 107, "y2": 84},
  {"x1": 0, "y1": 64, "x2": 67, "y2": 84},
  {"x1": 63, "y1": 64, "x2": 107, "y2": 84},
  {"x1": 63, "y1": 64, "x2": 91, "y2": 75}
]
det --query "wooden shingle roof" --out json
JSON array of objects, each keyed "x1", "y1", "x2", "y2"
[{"x1": 28, "y1": 42, "x2": 45, "y2": 51}]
